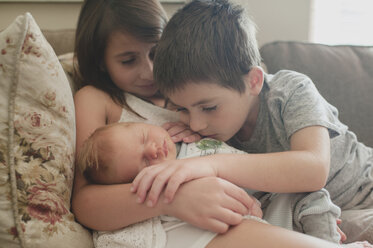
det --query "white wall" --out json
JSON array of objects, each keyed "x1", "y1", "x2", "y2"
[
  {"x1": 243, "y1": 0, "x2": 312, "y2": 45},
  {"x1": 0, "y1": 0, "x2": 312, "y2": 46}
]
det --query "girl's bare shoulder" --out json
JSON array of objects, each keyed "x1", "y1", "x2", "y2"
[
  {"x1": 74, "y1": 85, "x2": 111, "y2": 101},
  {"x1": 74, "y1": 85, "x2": 122, "y2": 123}
]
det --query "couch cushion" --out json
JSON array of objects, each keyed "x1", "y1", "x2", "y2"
[
  {"x1": 260, "y1": 41, "x2": 373, "y2": 147},
  {"x1": 0, "y1": 13, "x2": 92, "y2": 247},
  {"x1": 42, "y1": 29, "x2": 75, "y2": 56}
]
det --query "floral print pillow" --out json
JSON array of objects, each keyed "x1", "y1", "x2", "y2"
[{"x1": 0, "y1": 13, "x2": 93, "y2": 248}]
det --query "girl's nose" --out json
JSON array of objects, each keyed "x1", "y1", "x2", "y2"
[
  {"x1": 140, "y1": 57, "x2": 153, "y2": 80},
  {"x1": 189, "y1": 115, "x2": 207, "y2": 133}
]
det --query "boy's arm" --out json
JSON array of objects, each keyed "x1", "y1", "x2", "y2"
[
  {"x1": 216, "y1": 125, "x2": 330, "y2": 192},
  {"x1": 132, "y1": 125, "x2": 330, "y2": 205}
]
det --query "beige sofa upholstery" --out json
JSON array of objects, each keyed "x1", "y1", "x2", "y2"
[{"x1": 260, "y1": 41, "x2": 373, "y2": 148}]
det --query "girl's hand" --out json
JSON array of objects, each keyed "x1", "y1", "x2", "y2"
[
  {"x1": 161, "y1": 177, "x2": 263, "y2": 233},
  {"x1": 162, "y1": 122, "x2": 201, "y2": 143},
  {"x1": 131, "y1": 156, "x2": 216, "y2": 206}
]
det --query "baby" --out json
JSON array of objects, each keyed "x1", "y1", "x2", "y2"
[{"x1": 77, "y1": 122, "x2": 342, "y2": 248}]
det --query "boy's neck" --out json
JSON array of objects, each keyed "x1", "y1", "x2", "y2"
[{"x1": 235, "y1": 97, "x2": 260, "y2": 142}]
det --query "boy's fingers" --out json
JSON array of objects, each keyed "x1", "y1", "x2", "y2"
[
  {"x1": 183, "y1": 133, "x2": 202, "y2": 143},
  {"x1": 161, "y1": 122, "x2": 178, "y2": 130},
  {"x1": 215, "y1": 208, "x2": 244, "y2": 229},
  {"x1": 221, "y1": 194, "x2": 250, "y2": 217},
  {"x1": 223, "y1": 182, "x2": 253, "y2": 211},
  {"x1": 164, "y1": 123, "x2": 186, "y2": 136},
  {"x1": 250, "y1": 199, "x2": 263, "y2": 218}
]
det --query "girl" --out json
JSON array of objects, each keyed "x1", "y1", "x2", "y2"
[
  {"x1": 72, "y1": 0, "x2": 369, "y2": 247},
  {"x1": 72, "y1": 0, "x2": 253, "y2": 236}
]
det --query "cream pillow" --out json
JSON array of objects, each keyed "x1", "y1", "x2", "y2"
[{"x1": 0, "y1": 13, "x2": 93, "y2": 248}]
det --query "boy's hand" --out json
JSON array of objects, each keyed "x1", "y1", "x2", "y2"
[
  {"x1": 337, "y1": 219, "x2": 347, "y2": 243},
  {"x1": 160, "y1": 177, "x2": 263, "y2": 233},
  {"x1": 131, "y1": 156, "x2": 217, "y2": 207},
  {"x1": 162, "y1": 122, "x2": 201, "y2": 143}
]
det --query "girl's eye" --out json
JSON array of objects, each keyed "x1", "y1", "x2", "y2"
[
  {"x1": 202, "y1": 106, "x2": 217, "y2": 112},
  {"x1": 121, "y1": 58, "x2": 135, "y2": 64},
  {"x1": 149, "y1": 46, "x2": 156, "y2": 61}
]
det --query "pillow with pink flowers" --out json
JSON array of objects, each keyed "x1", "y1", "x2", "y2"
[{"x1": 0, "y1": 13, "x2": 93, "y2": 248}]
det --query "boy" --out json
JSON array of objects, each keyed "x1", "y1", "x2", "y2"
[
  {"x1": 132, "y1": 0, "x2": 373, "y2": 244},
  {"x1": 78, "y1": 122, "x2": 342, "y2": 246}
]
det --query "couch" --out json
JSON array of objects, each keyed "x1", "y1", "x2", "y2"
[{"x1": 1, "y1": 13, "x2": 372, "y2": 248}]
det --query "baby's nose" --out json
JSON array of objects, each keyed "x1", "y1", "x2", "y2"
[{"x1": 146, "y1": 146, "x2": 166, "y2": 165}]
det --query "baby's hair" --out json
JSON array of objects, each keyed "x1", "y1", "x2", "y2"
[
  {"x1": 154, "y1": 0, "x2": 261, "y2": 95},
  {"x1": 76, "y1": 122, "x2": 132, "y2": 183},
  {"x1": 75, "y1": 0, "x2": 167, "y2": 109}
]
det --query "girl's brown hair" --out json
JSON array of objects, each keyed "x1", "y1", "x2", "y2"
[{"x1": 75, "y1": 0, "x2": 167, "y2": 109}]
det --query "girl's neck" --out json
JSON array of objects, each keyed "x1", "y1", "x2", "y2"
[{"x1": 141, "y1": 92, "x2": 166, "y2": 108}]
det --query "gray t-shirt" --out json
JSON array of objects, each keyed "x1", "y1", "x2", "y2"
[{"x1": 230, "y1": 70, "x2": 373, "y2": 208}]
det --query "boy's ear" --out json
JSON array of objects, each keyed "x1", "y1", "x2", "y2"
[{"x1": 244, "y1": 66, "x2": 264, "y2": 95}]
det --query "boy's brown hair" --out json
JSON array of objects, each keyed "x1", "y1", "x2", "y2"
[{"x1": 154, "y1": 0, "x2": 261, "y2": 95}]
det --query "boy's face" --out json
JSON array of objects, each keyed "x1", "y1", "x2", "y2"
[
  {"x1": 167, "y1": 81, "x2": 256, "y2": 142},
  {"x1": 100, "y1": 123, "x2": 177, "y2": 184}
]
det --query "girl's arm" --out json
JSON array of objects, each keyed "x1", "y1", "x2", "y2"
[
  {"x1": 208, "y1": 218, "x2": 361, "y2": 248},
  {"x1": 72, "y1": 86, "x2": 254, "y2": 231},
  {"x1": 72, "y1": 86, "x2": 157, "y2": 230},
  {"x1": 132, "y1": 125, "x2": 330, "y2": 205}
]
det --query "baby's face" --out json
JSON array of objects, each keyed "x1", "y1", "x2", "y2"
[{"x1": 104, "y1": 123, "x2": 177, "y2": 183}]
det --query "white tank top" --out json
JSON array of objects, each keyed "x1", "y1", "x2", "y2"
[{"x1": 119, "y1": 93, "x2": 179, "y2": 126}]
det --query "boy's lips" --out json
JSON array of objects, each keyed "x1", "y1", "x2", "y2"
[{"x1": 204, "y1": 134, "x2": 217, "y2": 139}]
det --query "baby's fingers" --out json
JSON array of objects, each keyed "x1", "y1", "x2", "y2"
[
  {"x1": 131, "y1": 167, "x2": 163, "y2": 203},
  {"x1": 162, "y1": 173, "x2": 188, "y2": 203},
  {"x1": 144, "y1": 168, "x2": 180, "y2": 207}
]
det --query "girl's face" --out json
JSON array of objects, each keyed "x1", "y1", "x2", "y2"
[{"x1": 104, "y1": 31, "x2": 158, "y2": 98}]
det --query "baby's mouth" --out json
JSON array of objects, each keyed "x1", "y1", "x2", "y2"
[{"x1": 163, "y1": 140, "x2": 168, "y2": 157}]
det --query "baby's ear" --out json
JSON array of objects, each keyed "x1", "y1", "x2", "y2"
[{"x1": 244, "y1": 66, "x2": 264, "y2": 95}]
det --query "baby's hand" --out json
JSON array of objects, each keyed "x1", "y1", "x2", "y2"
[
  {"x1": 162, "y1": 122, "x2": 201, "y2": 143},
  {"x1": 131, "y1": 156, "x2": 217, "y2": 207}
]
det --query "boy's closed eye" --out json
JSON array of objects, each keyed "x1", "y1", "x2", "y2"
[
  {"x1": 201, "y1": 105, "x2": 217, "y2": 112},
  {"x1": 164, "y1": 100, "x2": 185, "y2": 112}
]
